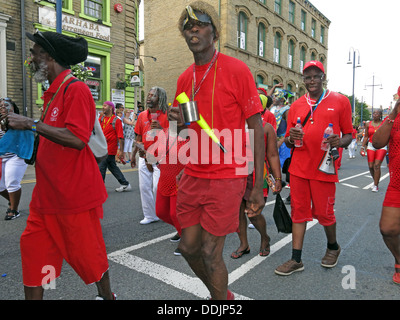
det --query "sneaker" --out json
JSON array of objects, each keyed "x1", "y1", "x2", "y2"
[
  {"x1": 321, "y1": 246, "x2": 341, "y2": 268},
  {"x1": 275, "y1": 259, "x2": 304, "y2": 276},
  {"x1": 248, "y1": 223, "x2": 255, "y2": 229},
  {"x1": 170, "y1": 233, "x2": 181, "y2": 242},
  {"x1": 371, "y1": 185, "x2": 378, "y2": 193},
  {"x1": 95, "y1": 292, "x2": 117, "y2": 300},
  {"x1": 174, "y1": 248, "x2": 182, "y2": 256},
  {"x1": 139, "y1": 217, "x2": 159, "y2": 225},
  {"x1": 285, "y1": 183, "x2": 290, "y2": 189},
  {"x1": 393, "y1": 265, "x2": 400, "y2": 284},
  {"x1": 115, "y1": 184, "x2": 132, "y2": 192},
  {"x1": 4, "y1": 209, "x2": 20, "y2": 221},
  {"x1": 206, "y1": 289, "x2": 235, "y2": 300}
]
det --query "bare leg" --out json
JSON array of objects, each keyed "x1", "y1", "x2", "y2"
[
  {"x1": 24, "y1": 286, "x2": 44, "y2": 300},
  {"x1": 380, "y1": 206, "x2": 400, "y2": 265},
  {"x1": 95, "y1": 270, "x2": 114, "y2": 300},
  {"x1": 179, "y1": 224, "x2": 229, "y2": 300}
]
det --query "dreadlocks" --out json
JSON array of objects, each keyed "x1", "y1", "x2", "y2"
[{"x1": 151, "y1": 86, "x2": 168, "y2": 114}]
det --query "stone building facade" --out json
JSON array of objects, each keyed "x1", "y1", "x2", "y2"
[
  {"x1": 0, "y1": 0, "x2": 141, "y2": 118},
  {"x1": 143, "y1": 0, "x2": 330, "y2": 103}
]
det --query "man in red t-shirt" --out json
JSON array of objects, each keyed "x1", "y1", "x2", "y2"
[
  {"x1": 131, "y1": 87, "x2": 169, "y2": 225},
  {"x1": 6, "y1": 31, "x2": 115, "y2": 300},
  {"x1": 275, "y1": 61, "x2": 353, "y2": 276},
  {"x1": 98, "y1": 100, "x2": 131, "y2": 192},
  {"x1": 172, "y1": 2, "x2": 265, "y2": 300}
]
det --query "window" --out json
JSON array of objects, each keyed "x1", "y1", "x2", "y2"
[
  {"x1": 256, "y1": 75, "x2": 264, "y2": 87},
  {"x1": 84, "y1": 0, "x2": 103, "y2": 20},
  {"x1": 259, "y1": 0, "x2": 266, "y2": 4},
  {"x1": 289, "y1": 1, "x2": 295, "y2": 24},
  {"x1": 80, "y1": 0, "x2": 111, "y2": 26},
  {"x1": 288, "y1": 40, "x2": 294, "y2": 69},
  {"x1": 85, "y1": 55, "x2": 103, "y2": 103},
  {"x1": 311, "y1": 52, "x2": 316, "y2": 61},
  {"x1": 238, "y1": 12, "x2": 247, "y2": 50},
  {"x1": 300, "y1": 47, "x2": 306, "y2": 72},
  {"x1": 320, "y1": 26, "x2": 325, "y2": 44},
  {"x1": 274, "y1": 33, "x2": 281, "y2": 64},
  {"x1": 274, "y1": 0, "x2": 281, "y2": 15},
  {"x1": 311, "y1": 19, "x2": 316, "y2": 38},
  {"x1": 301, "y1": 10, "x2": 306, "y2": 31},
  {"x1": 258, "y1": 24, "x2": 266, "y2": 57}
]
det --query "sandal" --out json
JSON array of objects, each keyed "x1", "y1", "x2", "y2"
[
  {"x1": 230, "y1": 247, "x2": 250, "y2": 259},
  {"x1": 4, "y1": 209, "x2": 20, "y2": 221},
  {"x1": 259, "y1": 236, "x2": 271, "y2": 257}
]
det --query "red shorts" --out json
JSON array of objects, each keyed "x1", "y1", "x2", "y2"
[
  {"x1": 383, "y1": 185, "x2": 400, "y2": 208},
  {"x1": 20, "y1": 207, "x2": 109, "y2": 287},
  {"x1": 367, "y1": 148, "x2": 387, "y2": 163},
  {"x1": 156, "y1": 191, "x2": 181, "y2": 235},
  {"x1": 290, "y1": 174, "x2": 336, "y2": 226},
  {"x1": 176, "y1": 173, "x2": 246, "y2": 236}
]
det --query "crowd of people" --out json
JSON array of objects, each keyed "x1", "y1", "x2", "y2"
[{"x1": 1, "y1": 0, "x2": 399, "y2": 300}]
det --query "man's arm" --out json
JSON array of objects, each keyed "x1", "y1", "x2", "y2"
[
  {"x1": 245, "y1": 113, "x2": 265, "y2": 218},
  {"x1": 5, "y1": 113, "x2": 85, "y2": 150}
]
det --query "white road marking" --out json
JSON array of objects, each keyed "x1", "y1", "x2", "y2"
[{"x1": 107, "y1": 169, "x2": 387, "y2": 299}]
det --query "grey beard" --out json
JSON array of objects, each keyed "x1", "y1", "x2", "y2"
[{"x1": 33, "y1": 62, "x2": 49, "y2": 83}]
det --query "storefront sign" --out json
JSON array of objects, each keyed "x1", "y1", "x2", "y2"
[{"x1": 39, "y1": 7, "x2": 111, "y2": 42}]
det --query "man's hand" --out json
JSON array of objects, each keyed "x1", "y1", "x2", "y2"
[{"x1": 244, "y1": 186, "x2": 265, "y2": 218}]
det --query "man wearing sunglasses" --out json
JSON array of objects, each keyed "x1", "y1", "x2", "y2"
[
  {"x1": 171, "y1": 1, "x2": 265, "y2": 300},
  {"x1": 275, "y1": 61, "x2": 353, "y2": 276},
  {"x1": 2, "y1": 31, "x2": 115, "y2": 300}
]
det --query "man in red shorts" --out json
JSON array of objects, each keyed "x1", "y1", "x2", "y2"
[
  {"x1": 173, "y1": 1, "x2": 265, "y2": 300},
  {"x1": 4, "y1": 31, "x2": 115, "y2": 299},
  {"x1": 275, "y1": 61, "x2": 353, "y2": 276}
]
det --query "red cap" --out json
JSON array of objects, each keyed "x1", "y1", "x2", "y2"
[{"x1": 303, "y1": 60, "x2": 325, "y2": 74}]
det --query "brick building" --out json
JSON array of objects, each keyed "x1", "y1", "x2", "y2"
[
  {"x1": 143, "y1": 0, "x2": 330, "y2": 103},
  {"x1": 0, "y1": 0, "x2": 141, "y2": 118}
]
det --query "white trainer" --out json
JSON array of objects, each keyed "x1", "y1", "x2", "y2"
[
  {"x1": 371, "y1": 185, "x2": 378, "y2": 193},
  {"x1": 115, "y1": 184, "x2": 132, "y2": 192}
]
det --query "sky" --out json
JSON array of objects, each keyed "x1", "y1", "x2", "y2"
[
  {"x1": 139, "y1": 1, "x2": 399, "y2": 110},
  {"x1": 309, "y1": 0, "x2": 399, "y2": 110}
]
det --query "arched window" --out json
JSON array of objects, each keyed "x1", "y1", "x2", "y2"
[
  {"x1": 238, "y1": 12, "x2": 248, "y2": 50},
  {"x1": 288, "y1": 40, "x2": 295, "y2": 69},
  {"x1": 300, "y1": 46, "x2": 306, "y2": 72},
  {"x1": 258, "y1": 23, "x2": 266, "y2": 57},
  {"x1": 274, "y1": 32, "x2": 281, "y2": 64}
]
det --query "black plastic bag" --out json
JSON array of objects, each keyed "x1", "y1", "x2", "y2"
[{"x1": 273, "y1": 194, "x2": 292, "y2": 233}]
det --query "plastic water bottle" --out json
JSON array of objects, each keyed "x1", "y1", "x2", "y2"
[
  {"x1": 294, "y1": 117, "x2": 303, "y2": 147},
  {"x1": 321, "y1": 123, "x2": 334, "y2": 151}
]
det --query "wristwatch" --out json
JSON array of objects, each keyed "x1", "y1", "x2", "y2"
[{"x1": 31, "y1": 119, "x2": 39, "y2": 132}]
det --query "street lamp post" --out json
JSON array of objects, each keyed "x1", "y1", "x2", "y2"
[
  {"x1": 347, "y1": 48, "x2": 361, "y2": 123},
  {"x1": 364, "y1": 74, "x2": 383, "y2": 116}
]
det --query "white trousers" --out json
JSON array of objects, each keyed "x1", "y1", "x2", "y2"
[
  {"x1": 0, "y1": 155, "x2": 28, "y2": 193},
  {"x1": 138, "y1": 157, "x2": 160, "y2": 220},
  {"x1": 348, "y1": 139, "x2": 357, "y2": 158}
]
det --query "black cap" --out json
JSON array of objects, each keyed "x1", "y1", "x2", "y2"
[{"x1": 26, "y1": 31, "x2": 88, "y2": 68}]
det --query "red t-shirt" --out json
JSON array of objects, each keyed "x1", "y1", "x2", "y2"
[
  {"x1": 30, "y1": 70, "x2": 107, "y2": 215},
  {"x1": 286, "y1": 91, "x2": 353, "y2": 182},
  {"x1": 99, "y1": 115, "x2": 124, "y2": 155},
  {"x1": 134, "y1": 110, "x2": 169, "y2": 150},
  {"x1": 173, "y1": 53, "x2": 263, "y2": 179},
  {"x1": 262, "y1": 109, "x2": 277, "y2": 131}
]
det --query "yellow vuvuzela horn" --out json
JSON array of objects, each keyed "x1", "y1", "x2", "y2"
[{"x1": 176, "y1": 92, "x2": 226, "y2": 153}]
